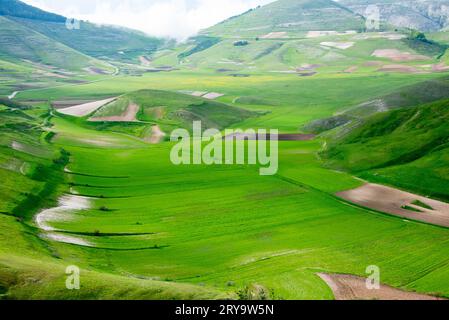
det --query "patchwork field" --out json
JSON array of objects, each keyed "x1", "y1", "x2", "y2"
[{"x1": 1, "y1": 0, "x2": 449, "y2": 301}]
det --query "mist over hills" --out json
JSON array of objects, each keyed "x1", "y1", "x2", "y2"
[
  {"x1": 204, "y1": 0, "x2": 449, "y2": 36},
  {"x1": 0, "y1": 0, "x2": 164, "y2": 69}
]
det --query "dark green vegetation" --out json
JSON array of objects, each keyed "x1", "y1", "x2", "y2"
[
  {"x1": 405, "y1": 31, "x2": 447, "y2": 58},
  {"x1": 412, "y1": 200, "x2": 434, "y2": 210},
  {"x1": 178, "y1": 36, "x2": 221, "y2": 59},
  {"x1": 322, "y1": 99, "x2": 449, "y2": 200},
  {"x1": 1, "y1": 0, "x2": 449, "y2": 301}
]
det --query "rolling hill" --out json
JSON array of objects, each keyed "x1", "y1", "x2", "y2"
[
  {"x1": 204, "y1": 0, "x2": 449, "y2": 39},
  {"x1": 204, "y1": 0, "x2": 366, "y2": 37},
  {"x1": 321, "y1": 98, "x2": 449, "y2": 200},
  {"x1": 66, "y1": 89, "x2": 259, "y2": 140},
  {"x1": 0, "y1": 15, "x2": 111, "y2": 72},
  {"x1": 0, "y1": 0, "x2": 64, "y2": 22},
  {"x1": 0, "y1": 0, "x2": 165, "y2": 67}
]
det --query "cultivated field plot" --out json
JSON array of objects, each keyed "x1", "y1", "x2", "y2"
[{"x1": 21, "y1": 117, "x2": 448, "y2": 300}]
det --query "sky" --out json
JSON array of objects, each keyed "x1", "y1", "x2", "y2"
[{"x1": 22, "y1": 0, "x2": 275, "y2": 40}]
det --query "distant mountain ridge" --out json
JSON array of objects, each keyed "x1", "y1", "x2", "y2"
[
  {"x1": 340, "y1": 0, "x2": 449, "y2": 32},
  {"x1": 0, "y1": 0, "x2": 65, "y2": 22},
  {"x1": 205, "y1": 0, "x2": 449, "y2": 37},
  {"x1": 0, "y1": 0, "x2": 164, "y2": 66}
]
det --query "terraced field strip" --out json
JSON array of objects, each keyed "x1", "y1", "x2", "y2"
[
  {"x1": 318, "y1": 273, "x2": 444, "y2": 300},
  {"x1": 58, "y1": 97, "x2": 117, "y2": 117}
]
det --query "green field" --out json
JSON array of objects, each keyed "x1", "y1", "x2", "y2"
[{"x1": 1, "y1": 0, "x2": 449, "y2": 301}]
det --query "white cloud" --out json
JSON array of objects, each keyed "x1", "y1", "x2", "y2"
[{"x1": 22, "y1": 0, "x2": 275, "y2": 40}]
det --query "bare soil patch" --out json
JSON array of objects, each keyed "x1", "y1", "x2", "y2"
[
  {"x1": 191, "y1": 91, "x2": 207, "y2": 97},
  {"x1": 203, "y1": 92, "x2": 224, "y2": 100},
  {"x1": 320, "y1": 42, "x2": 354, "y2": 50},
  {"x1": 363, "y1": 61, "x2": 383, "y2": 67},
  {"x1": 432, "y1": 63, "x2": 449, "y2": 72},
  {"x1": 58, "y1": 98, "x2": 117, "y2": 117},
  {"x1": 372, "y1": 49, "x2": 429, "y2": 62},
  {"x1": 144, "y1": 125, "x2": 166, "y2": 144},
  {"x1": 52, "y1": 100, "x2": 95, "y2": 109},
  {"x1": 318, "y1": 273, "x2": 444, "y2": 300},
  {"x1": 89, "y1": 103, "x2": 140, "y2": 122},
  {"x1": 378, "y1": 64, "x2": 421, "y2": 73},
  {"x1": 337, "y1": 183, "x2": 449, "y2": 227}
]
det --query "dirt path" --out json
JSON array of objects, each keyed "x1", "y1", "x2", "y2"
[
  {"x1": 89, "y1": 103, "x2": 140, "y2": 122},
  {"x1": 58, "y1": 97, "x2": 117, "y2": 117},
  {"x1": 337, "y1": 183, "x2": 449, "y2": 228},
  {"x1": 318, "y1": 273, "x2": 443, "y2": 300},
  {"x1": 35, "y1": 195, "x2": 92, "y2": 247},
  {"x1": 8, "y1": 91, "x2": 18, "y2": 100},
  {"x1": 145, "y1": 125, "x2": 166, "y2": 144}
]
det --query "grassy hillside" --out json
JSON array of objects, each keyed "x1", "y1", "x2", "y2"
[
  {"x1": 0, "y1": 16, "x2": 112, "y2": 72},
  {"x1": 305, "y1": 77, "x2": 449, "y2": 133},
  {"x1": 13, "y1": 17, "x2": 165, "y2": 63},
  {"x1": 0, "y1": 0, "x2": 65, "y2": 22},
  {"x1": 80, "y1": 89, "x2": 258, "y2": 137},
  {"x1": 322, "y1": 99, "x2": 449, "y2": 200},
  {"x1": 204, "y1": 0, "x2": 366, "y2": 37},
  {"x1": 11, "y1": 109, "x2": 448, "y2": 300},
  {"x1": 0, "y1": 100, "x2": 230, "y2": 300},
  {"x1": 0, "y1": 0, "x2": 165, "y2": 64}
]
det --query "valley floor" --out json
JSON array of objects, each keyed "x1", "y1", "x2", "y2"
[{"x1": 1, "y1": 66, "x2": 449, "y2": 300}]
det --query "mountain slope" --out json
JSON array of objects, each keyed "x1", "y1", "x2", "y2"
[
  {"x1": 340, "y1": 0, "x2": 449, "y2": 32},
  {"x1": 204, "y1": 0, "x2": 366, "y2": 37},
  {"x1": 0, "y1": 15, "x2": 110, "y2": 72},
  {"x1": 322, "y1": 99, "x2": 449, "y2": 200},
  {"x1": 0, "y1": 0, "x2": 164, "y2": 63},
  {"x1": 12, "y1": 17, "x2": 164, "y2": 62},
  {"x1": 305, "y1": 78, "x2": 449, "y2": 134},
  {"x1": 205, "y1": 0, "x2": 449, "y2": 38},
  {"x1": 0, "y1": 0, "x2": 64, "y2": 22}
]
